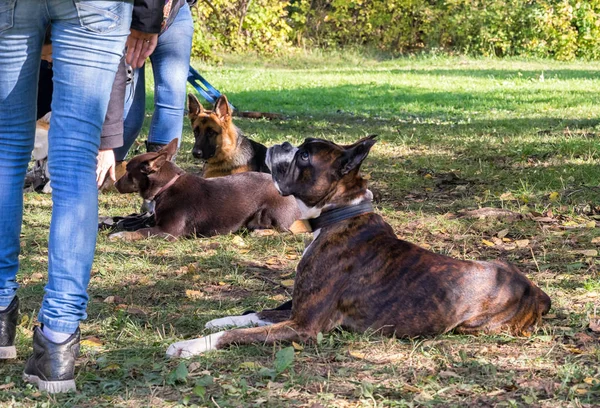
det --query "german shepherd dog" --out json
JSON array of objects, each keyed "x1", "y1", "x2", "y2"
[{"x1": 188, "y1": 93, "x2": 270, "y2": 178}]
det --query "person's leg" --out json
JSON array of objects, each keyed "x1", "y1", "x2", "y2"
[
  {"x1": 39, "y1": 0, "x2": 132, "y2": 338},
  {"x1": 0, "y1": 1, "x2": 47, "y2": 313},
  {"x1": 114, "y1": 64, "x2": 146, "y2": 161},
  {"x1": 147, "y1": 3, "x2": 194, "y2": 147}
]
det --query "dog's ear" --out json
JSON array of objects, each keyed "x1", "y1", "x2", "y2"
[
  {"x1": 214, "y1": 95, "x2": 231, "y2": 120},
  {"x1": 338, "y1": 135, "x2": 377, "y2": 176},
  {"x1": 188, "y1": 94, "x2": 204, "y2": 118},
  {"x1": 160, "y1": 138, "x2": 179, "y2": 162},
  {"x1": 142, "y1": 139, "x2": 179, "y2": 173}
]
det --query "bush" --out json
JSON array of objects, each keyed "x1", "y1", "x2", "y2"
[
  {"x1": 189, "y1": 0, "x2": 600, "y2": 60},
  {"x1": 190, "y1": 0, "x2": 292, "y2": 60}
]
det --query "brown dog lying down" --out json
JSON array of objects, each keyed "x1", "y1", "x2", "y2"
[
  {"x1": 109, "y1": 139, "x2": 300, "y2": 241},
  {"x1": 166, "y1": 135, "x2": 551, "y2": 358}
]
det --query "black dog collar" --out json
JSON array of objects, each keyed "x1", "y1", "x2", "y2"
[{"x1": 308, "y1": 201, "x2": 373, "y2": 231}]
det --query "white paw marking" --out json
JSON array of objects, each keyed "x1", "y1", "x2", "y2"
[
  {"x1": 205, "y1": 313, "x2": 270, "y2": 330},
  {"x1": 166, "y1": 331, "x2": 225, "y2": 358}
]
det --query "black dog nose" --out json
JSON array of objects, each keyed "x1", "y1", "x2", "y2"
[
  {"x1": 192, "y1": 150, "x2": 203, "y2": 159},
  {"x1": 281, "y1": 142, "x2": 293, "y2": 152}
]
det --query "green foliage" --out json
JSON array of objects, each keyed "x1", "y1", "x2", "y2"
[
  {"x1": 190, "y1": 0, "x2": 291, "y2": 60},
  {"x1": 188, "y1": 0, "x2": 600, "y2": 60},
  {"x1": 258, "y1": 346, "x2": 296, "y2": 380}
]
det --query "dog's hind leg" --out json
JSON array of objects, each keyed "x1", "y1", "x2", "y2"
[{"x1": 167, "y1": 320, "x2": 311, "y2": 358}]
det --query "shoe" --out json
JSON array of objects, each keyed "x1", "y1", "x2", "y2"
[
  {"x1": 0, "y1": 296, "x2": 19, "y2": 359},
  {"x1": 145, "y1": 141, "x2": 167, "y2": 153},
  {"x1": 23, "y1": 327, "x2": 80, "y2": 393},
  {"x1": 146, "y1": 140, "x2": 177, "y2": 161}
]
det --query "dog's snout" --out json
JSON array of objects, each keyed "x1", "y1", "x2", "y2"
[
  {"x1": 192, "y1": 149, "x2": 203, "y2": 159},
  {"x1": 281, "y1": 142, "x2": 293, "y2": 152}
]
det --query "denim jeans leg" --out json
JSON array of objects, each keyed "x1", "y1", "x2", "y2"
[
  {"x1": 115, "y1": 64, "x2": 146, "y2": 161},
  {"x1": 0, "y1": 2, "x2": 48, "y2": 308},
  {"x1": 38, "y1": 0, "x2": 132, "y2": 334},
  {"x1": 147, "y1": 2, "x2": 194, "y2": 146}
]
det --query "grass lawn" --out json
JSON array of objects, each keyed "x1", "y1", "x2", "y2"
[{"x1": 3, "y1": 53, "x2": 600, "y2": 407}]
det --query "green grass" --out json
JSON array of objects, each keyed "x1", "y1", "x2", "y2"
[{"x1": 3, "y1": 53, "x2": 600, "y2": 407}]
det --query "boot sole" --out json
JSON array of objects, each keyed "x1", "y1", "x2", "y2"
[
  {"x1": 22, "y1": 373, "x2": 76, "y2": 393},
  {"x1": 0, "y1": 345, "x2": 16, "y2": 359}
]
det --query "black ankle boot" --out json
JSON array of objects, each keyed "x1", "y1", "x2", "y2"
[
  {"x1": 23, "y1": 327, "x2": 80, "y2": 393},
  {"x1": 145, "y1": 140, "x2": 177, "y2": 161},
  {"x1": 0, "y1": 296, "x2": 19, "y2": 359},
  {"x1": 145, "y1": 141, "x2": 167, "y2": 153}
]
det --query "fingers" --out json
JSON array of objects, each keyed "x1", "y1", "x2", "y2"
[
  {"x1": 97, "y1": 150, "x2": 116, "y2": 188},
  {"x1": 108, "y1": 166, "x2": 116, "y2": 183},
  {"x1": 96, "y1": 166, "x2": 109, "y2": 188},
  {"x1": 125, "y1": 32, "x2": 158, "y2": 69}
]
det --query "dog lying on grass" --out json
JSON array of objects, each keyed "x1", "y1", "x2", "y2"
[
  {"x1": 166, "y1": 135, "x2": 551, "y2": 358},
  {"x1": 109, "y1": 139, "x2": 300, "y2": 241},
  {"x1": 188, "y1": 94, "x2": 270, "y2": 178}
]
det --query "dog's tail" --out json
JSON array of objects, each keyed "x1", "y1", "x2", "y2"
[{"x1": 39, "y1": 111, "x2": 52, "y2": 124}]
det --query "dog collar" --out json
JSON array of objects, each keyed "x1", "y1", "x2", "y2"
[
  {"x1": 308, "y1": 201, "x2": 373, "y2": 231},
  {"x1": 151, "y1": 174, "x2": 181, "y2": 200}
]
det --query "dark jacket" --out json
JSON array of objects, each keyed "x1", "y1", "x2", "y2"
[{"x1": 132, "y1": 0, "x2": 167, "y2": 34}]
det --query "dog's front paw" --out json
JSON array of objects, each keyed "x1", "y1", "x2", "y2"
[
  {"x1": 205, "y1": 313, "x2": 271, "y2": 330},
  {"x1": 108, "y1": 231, "x2": 141, "y2": 242},
  {"x1": 166, "y1": 332, "x2": 225, "y2": 358}
]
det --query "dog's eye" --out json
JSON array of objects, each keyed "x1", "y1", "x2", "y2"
[{"x1": 299, "y1": 151, "x2": 309, "y2": 161}]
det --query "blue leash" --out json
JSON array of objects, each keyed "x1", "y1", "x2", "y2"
[{"x1": 187, "y1": 66, "x2": 235, "y2": 111}]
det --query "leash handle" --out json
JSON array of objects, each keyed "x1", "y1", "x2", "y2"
[{"x1": 187, "y1": 66, "x2": 236, "y2": 111}]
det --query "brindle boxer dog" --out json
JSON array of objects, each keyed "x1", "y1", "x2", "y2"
[{"x1": 166, "y1": 135, "x2": 551, "y2": 358}]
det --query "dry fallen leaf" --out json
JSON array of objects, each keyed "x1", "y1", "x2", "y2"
[
  {"x1": 439, "y1": 370, "x2": 460, "y2": 378},
  {"x1": 0, "y1": 382, "x2": 15, "y2": 390},
  {"x1": 589, "y1": 318, "x2": 600, "y2": 333},
  {"x1": 515, "y1": 239, "x2": 530, "y2": 248},
  {"x1": 292, "y1": 341, "x2": 304, "y2": 351},
  {"x1": 482, "y1": 239, "x2": 495, "y2": 247},
  {"x1": 102, "y1": 363, "x2": 121, "y2": 371},
  {"x1": 497, "y1": 229, "x2": 509, "y2": 239},
  {"x1": 281, "y1": 279, "x2": 295, "y2": 288},
  {"x1": 81, "y1": 336, "x2": 103, "y2": 348},
  {"x1": 266, "y1": 258, "x2": 279, "y2": 265},
  {"x1": 231, "y1": 236, "x2": 246, "y2": 247},
  {"x1": 348, "y1": 349, "x2": 366, "y2": 359},
  {"x1": 185, "y1": 289, "x2": 202, "y2": 300}
]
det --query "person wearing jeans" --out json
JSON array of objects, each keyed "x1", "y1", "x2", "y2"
[
  {"x1": 114, "y1": 0, "x2": 194, "y2": 163},
  {"x1": 0, "y1": 0, "x2": 164, "y2": 393}
]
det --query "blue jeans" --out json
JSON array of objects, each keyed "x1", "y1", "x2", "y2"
[
  {"x1": 114, "y1": 2, "x2": 193, "y2": 161},
  {"x1": 0, "y1": 0, "x2": 132, "y2": 334}
]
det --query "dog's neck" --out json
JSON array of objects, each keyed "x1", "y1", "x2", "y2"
[
  {"x1": 308, "y1": 200, "x2": 373, "y2": 231},
  {"x1": 147, "y1": 163, "x2": 185, "y2": 200},
  {"x1": 296, "y1": 189, "x2": 373, "y2": 222},
  {"x1": 150, "y1": 173, "x2": 181, "y2": 200}
]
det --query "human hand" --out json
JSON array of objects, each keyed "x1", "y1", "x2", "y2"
[
  {"x1": 96, "y1": 149, "x2": 116, "y2": 188},
  {"x1": 125, "y1": 29, "x2": 158, "y2": 69}
]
